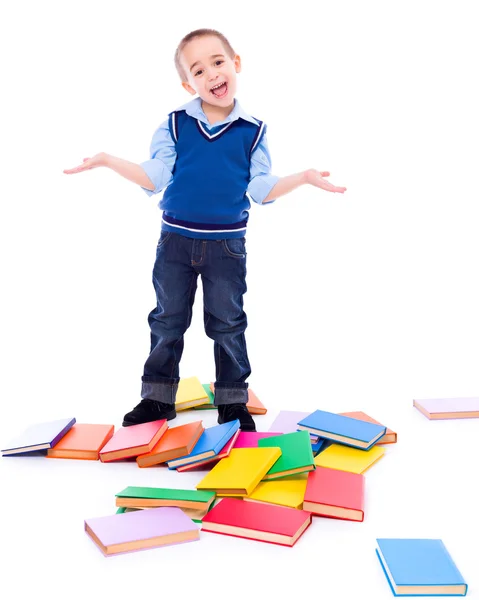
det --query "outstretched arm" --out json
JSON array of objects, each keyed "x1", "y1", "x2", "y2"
[{"x1": 262, "y1": 169, "x2": 347, "y2": 203}]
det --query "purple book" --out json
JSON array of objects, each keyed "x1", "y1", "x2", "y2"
[
  {"x1": 84, "y1": 506, "x2": 200, "y2": 556},
  {"x1": 413, "y1": 397, "x2": 479, "y2": 420},
  {"x1": 268, "y1": 411, "x2": 320, "y2": 442},
  {"x1": 233, "y1": 431, "x2": 282, "y2": 448},
  {"x1": 1, "y1": 417, "x2": 76, "y2": 456}
]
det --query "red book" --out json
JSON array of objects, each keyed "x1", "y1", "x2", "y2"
[
  {"x1": 175, "y1": 429, "x2": 240, "y2": 472},
  {"x1": 233, "y1": 431, "x2": 281, "y2": 448},
  {"x1": 201, "y1": 497, "x2": 312, "y2": 546},
  {"x1": 303, "y1": 466, "x2": 365, "y2": 522},
  {"x1": 99, "y1": 420, "x2": 168, "y2": 463}
]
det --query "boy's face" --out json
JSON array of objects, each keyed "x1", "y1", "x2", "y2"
[{"x1": 180, "y1": 36, "x2": 241, "y2": 108}]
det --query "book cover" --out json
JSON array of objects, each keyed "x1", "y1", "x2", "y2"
[
  {"x1": 376, "y1": 538, "x2": 467, "y2": 596},
  {"x1": 175, "y1": 429, "x2": 240, "y2": 472},
  {"x1": 303, "y1": 466, "x2": 365, "y2": 521},
  {"x1": 136, "y1": 421, "x2": 204, "y2": 467},
  {"x1": 311, "y1": 438, "x2": 326, "y2": 454},
  {"x1": 166, "y1": 420, "x2": 240, "y2": 469},
  {"x1": 233, "y1": 431, "x2": 282, "y2": 448},
  {"x1": 340, "y1": 411, "x2": 397, "y2": 444},
  {"x1": 192, "y1": 384, "x2": 216, "y2": 410},
  {"x1": 175, "y1": 376, "x2": 210, "y2": 410},
  {"x1": 84, "y1": 506, "x2": 200, "y2": 556},
  {"x1": 46, "y1": 423, "x2": 114, "y2": 460},
  {"x1": 298, "y1": 410, "x2": 386, "y2": 449},
  {"x1": 314, "y1": 442, "x2": 385, "y2": 474},
  {"x1": 99, "y1": 420, "x2": 167, "y2": 463},
  {"x1": 201, "y1": 497, "x2": 311, "y2": 546},
  {"x1": 196, "y1": 447, "x2": 282, "y2": 496},
  {"x1": 245, "y1": 474, "x2": 308, "y2": 509},
  {"x1": 115, "y1": 486, "x2": 215, "y2": 511},
  {"x1": 258, "y1": 431, "x2": 315, "y2": 479},
  {"x1": 413, "y1": 397, "x2": 479, "y2": 420},
  {"x1": 209, "y1": 383, "x2": 267, "y2": 415},
  {"x1": 268, "y1": 410, "x2": 320, "y2": 443},
  {"x1": 2, "y1": 417, "x2": 76, "y2": 456}
]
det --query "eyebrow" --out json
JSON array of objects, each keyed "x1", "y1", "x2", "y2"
[{"x1": 190, "y1": 54, "x2": 225, "y2": 73}]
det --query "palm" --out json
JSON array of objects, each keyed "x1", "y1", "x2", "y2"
[
  {"x1": 63, "y1": 153, "x2": 106, "y2": 174},
  {"x1": 308, "y1": 169, "x2": 347, "y2": 193}
]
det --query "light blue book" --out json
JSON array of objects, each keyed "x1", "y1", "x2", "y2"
[
  {"x1": 1, "y1": 417, "x2": 76, "y2": 456},
  {"x1": 297, "y1": 410, "x2": 385, "y2": 450},
  {"x1": 376, "y1": 538, "x2": 467, "y2": 596},
  {"x1": 167, "y1": 420, "x2": 240, "y2": 469}
]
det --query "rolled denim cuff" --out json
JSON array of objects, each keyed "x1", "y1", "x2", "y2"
[
  {"x1": 141, "y1": 376, "x2": 179, "y2": 405},
  {"x1": 213, "y1": 383, "x2": 248, "y2": 406}
]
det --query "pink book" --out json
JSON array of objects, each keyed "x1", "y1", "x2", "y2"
[
  {"x1": 233, "y1": 431, "x2": 282, "y2": 448},
  {"x1": 413, "y1": 397, "x2": 479, "y2": 420},
  {"x1": 84, "y1": 506, "x2": 200, "y2": 556},
  {"x1": 99, "y1": 420, "x2": 168, "y2": 462},
  {"x1": 268, "y1": 410, "x2": 320, "y2": 442}
]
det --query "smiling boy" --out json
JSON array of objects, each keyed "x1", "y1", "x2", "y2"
[{"x1": 64, "y1": 29, "x2": 346, "y2": 432}]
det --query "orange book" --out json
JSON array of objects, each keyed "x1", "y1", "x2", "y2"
[
  {"x1": 47, "y1": 423, "x2": 114, "y2": 460},
  {"x1": 209, "y1": 383, "x2": 267, "y2": 415},
  {"x1": 99, "y1": 420, "x2": 168, "y2": 463},
  {"x1": 136, "y1": 421, "x2": 204, "y2": 468},
  {"x1": 339, "y1": 411, "x2": 397, "y2": 444}
]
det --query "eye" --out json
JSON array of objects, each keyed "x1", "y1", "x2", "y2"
[
  {"x1": 214, "y1": 60, "x2": 224, "y2": 66},
  {"x1": 194, "y1": 69, "x2": 204, "y2": 77}
]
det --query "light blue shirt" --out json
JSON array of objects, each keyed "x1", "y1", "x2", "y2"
[{"x1": 140, "y1": 97, "x2": 279, "y2": 205}]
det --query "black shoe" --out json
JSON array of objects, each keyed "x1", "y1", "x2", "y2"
[
  {"x1": 217, "y1": 403, "x2": 256, "y2": 432},
  {"x1": 122, "y1": 399, "x2": 176, "y2": 427}
]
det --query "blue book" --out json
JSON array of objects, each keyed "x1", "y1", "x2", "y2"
[
  {"x1": 167, "y1": 420, "x2": 240, "y2": 469},
  {"x1": 1, "y1": 417, "x2": 76, "y2": 456},
  {"x1": 297, "y1": 410, "x2": 386, "y2": 450},
  {"x1": 376, "y1": 539, "x2": 467, "y2": 596},
  {"x1": 311, "y1": 438, "x2": 325, "y2": 454}
]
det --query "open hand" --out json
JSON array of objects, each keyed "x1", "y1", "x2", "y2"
[
  {"x1": 63, "y1": 152, "x2": 109, "y2": 174},
  {"x1": 306, "y1": 169, "x2": 347, "y2": 193}
]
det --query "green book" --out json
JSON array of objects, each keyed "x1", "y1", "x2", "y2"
[
  {"x1": 258, "y1": 431, "x2": 315, "y2": 480},
  {"x1": 115, "y1": 486, "x2": 216, "y2": 511},
  {"x1": 193, "y1": 384, "x2": 216, "y2": 410},
  {"x1": 115, "y1": 505, "x2": 204, "y2": 524}
]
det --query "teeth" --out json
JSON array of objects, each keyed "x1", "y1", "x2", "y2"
[{"x1": 211, "y1": 82, "x2": 226, "y2": 91}]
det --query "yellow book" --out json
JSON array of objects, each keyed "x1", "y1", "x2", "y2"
[
  {"x1": 175, "y1": 376, "x2": 209, "y2": 411},
  {"x1": 244, "y1": 474, "x2": 308, "y2": 509},
  {"x1": 196, "y1": 447, "x2": 282, "y2": 496},
  {"x1": 314, "y1": 443, "x2": 385, "y2": 474}
]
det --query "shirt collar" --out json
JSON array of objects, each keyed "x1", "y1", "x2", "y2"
[{"x1": 175, "y1": 97, "x2": 259, "y2": 127}]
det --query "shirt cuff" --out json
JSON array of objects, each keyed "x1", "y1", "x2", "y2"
[
  {"x1": 247, "y1": 174, "x2": 280, "y2": 205},
  {"x1": 139, "y1": 159, "x2": 173, "y2": 197}
]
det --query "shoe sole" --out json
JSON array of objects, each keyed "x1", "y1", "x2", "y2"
[{"x1": 122, "y1": 410, "x2": 177, "y2": 427}]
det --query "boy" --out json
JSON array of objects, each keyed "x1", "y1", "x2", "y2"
[{"x1": 64, "y1": 29, "x2": 346, "y2": 432}]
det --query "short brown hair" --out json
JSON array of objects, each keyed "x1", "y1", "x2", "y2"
[{"x1": 174, "y1": 29, "x2": 236, "y2": 81}]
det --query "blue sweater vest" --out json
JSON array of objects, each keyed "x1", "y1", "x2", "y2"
[{"x1": 160, "y1": 110, "x2": 266, "y2": 239}]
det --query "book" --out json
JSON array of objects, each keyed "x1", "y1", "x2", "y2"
[
  {"x1": 196, "y1": 447, "x2": 282, "y2": 496},
  {"x1": 202, "y1": 497, "x2": 311, "y2": 546},
  {"x1": 340, "y1": 411, "x2": 397, "y2": 444},
  {"x1": 209, "y1": 383, "x2": 267, "y2": 415},
  {"x1": 303, "y1": 466, "x2": 365, "y2": 521},
  {"x1": 245, "y1": 474, "x2": 308, "y2": 509},
  {"x1": 175, "y1": 376, "x2": 210, "y2": 410},
  {"x1": 268, "y1": 410, "x2": 321, "y2": 443},
  {"x1": 136, "y1": 421, "x2": 204, "y2": 467},
  {"x1": 175, "y1": 428, "x2": 240, "y2": 472},
  {"x1": 297, "y1": 410, "x2": 386, "y2": 449},
  {"x1": 258, "y1": 431, "x2": 315, "y2": 479},
  {"x1": 115, "y1": 506, "x2": 206, "y2": 523},
  {"x1": 376, "y1": 538, "x2": 467, "y2": 596},
  {"x1": 99, "y1": 420, "x2": 167, "y2": 463},
  {"x1": 314, "y1": 442, "x2": 385, "y2": 474},
  {"x1": 311, "y1": 438, "x2": 326, "y2": 454},
  {"x1": 84, "y1": 506, "x2": 200, "y2": 556},
  {"x1": 115, "y1": 486, "x2": 215, "y2": 517},
  {"x1": 1, "y1": 417, "x2": 76, "y2": 456},
  {"x1": 233, "y1": 431, "x2": 282, "y2": 448},
  {"x1": 166, "y1": 420, "x2": 240, "y2": 469},
  {"x1": 46, "y1": 423, "x2": 114, "y2": 460},
  {"x1": 413, "y1": 397, "x2": 479, "y2": 420},
  {"x1": 192, "y1": 384, "x2": 216, "y2": 410}
]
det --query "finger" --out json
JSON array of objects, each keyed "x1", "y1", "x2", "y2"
[
  {"x1": 63, "y1": 165, "x2": 87, "y2": 174},
  {"x1": 319, "y1": 171, "x2": 330, "y2": 177}
]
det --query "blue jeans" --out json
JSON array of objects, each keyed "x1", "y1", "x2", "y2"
[{"x1": 141, "y1": 231, "x2": 251, "y2": 406}]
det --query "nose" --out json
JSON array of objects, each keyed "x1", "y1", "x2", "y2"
[{"x1": 207, "y1": 68, "x2": 219, "y2": 82}]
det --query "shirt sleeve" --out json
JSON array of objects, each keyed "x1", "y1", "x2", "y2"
[
  {"x1": 139, "y1": 119, "x2": 176, "y2": 197},
  {"x1": 247, "y1": 132, "x2": 280, "y2": 205}
]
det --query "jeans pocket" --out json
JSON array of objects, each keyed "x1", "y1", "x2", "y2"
[
  {"x1": 222, "y1": 238, "x2": 246, "y2": 258},
  {"x1": 157, "y1": 231, "x2": 172, "y2": 249}
]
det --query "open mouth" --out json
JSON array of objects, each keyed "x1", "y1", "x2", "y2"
[{"x1": 210, "y1": 82, "x2": 228, "y2": 99}]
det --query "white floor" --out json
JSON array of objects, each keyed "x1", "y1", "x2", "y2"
[{"x1": 1, "y1": 401, "x2": 477, "y2": 600}]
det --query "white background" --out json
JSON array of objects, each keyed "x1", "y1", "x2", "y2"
[{"x1": 1, "y1": 0, "x2": 478, "y2": 598}]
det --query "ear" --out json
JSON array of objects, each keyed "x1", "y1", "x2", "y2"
[
  {"x1": 234, "y1": 54, "x2": 242, "y2": 73},
  {"x1": 182, "y1": 81, "x2": 196, "y2": 95}
]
